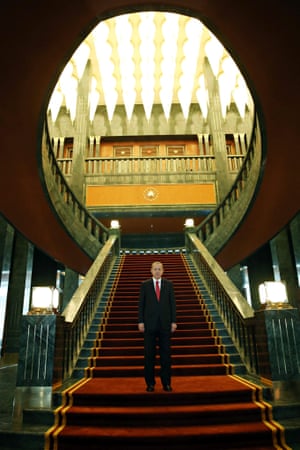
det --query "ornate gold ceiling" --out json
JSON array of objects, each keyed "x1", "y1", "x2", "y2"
[{"x1": 48, "y1": 11, "x2": 252, "y2": 124}]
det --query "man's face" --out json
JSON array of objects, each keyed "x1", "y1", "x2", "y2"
[{"x1": 151, "y1": 263, "x2": 164, "y2": 279}]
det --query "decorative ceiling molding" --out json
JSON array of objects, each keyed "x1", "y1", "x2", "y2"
[{"x1": 48, "y1": 11, "x2": 252, "y2": 123}]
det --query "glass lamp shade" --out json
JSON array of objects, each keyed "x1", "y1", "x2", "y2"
[
  {"x1": 110, "y1": 220, "x2": 120, "y2": 229},
  {"x1": 184, "y1": 218, "x2": 195, "y2": 228},
  {"x1": 30, "y1": 287, "x2": 59, "y2": 314},
  {"x1": 258, "y1": 281, "x2": 289, "y2": 309}
]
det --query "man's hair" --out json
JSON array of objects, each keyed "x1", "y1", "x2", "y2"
[{"x1": 151, "y1": 261, "x2": 163, "y2": 269}]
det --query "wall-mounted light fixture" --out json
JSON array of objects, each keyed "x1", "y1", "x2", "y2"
[
  {"x1": 184, "y1": 218, "x2": 195, "y2": 228},
  {"x1": 29, "y1": 287, "x2": 60, "y2": 315},
  {"x1": 110, "y1": 220, "x2": 120, "y2": 229},
  {"x1": 258, "y1": 281, "x2": 290, "y2": 309}
]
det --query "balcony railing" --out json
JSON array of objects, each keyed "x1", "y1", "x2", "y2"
[{"x1": 56, "y1": 154, "x2": 246, "y2": 183}]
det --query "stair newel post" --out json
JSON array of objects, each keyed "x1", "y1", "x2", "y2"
[
  {"x1": 14, "y1": 311, "x2": 66, "y2": 420},
  {"x1": 109, "y1": 222, "x2": 121, "y2": 255},
  {"x1": 184, "y1": 226, "x2": 196, "y2": 251},
  {"x1": 255, "y1": 306, "x2": 300, "y2": 401}
]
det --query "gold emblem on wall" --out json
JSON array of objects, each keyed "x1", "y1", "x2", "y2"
[{"x1": 144, "y1": 187, "x2": 158, "y2": 201}]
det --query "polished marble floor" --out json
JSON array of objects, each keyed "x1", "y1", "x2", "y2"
[{"x1": 0, "y1": 356, "x2": 52, "y2": 450}]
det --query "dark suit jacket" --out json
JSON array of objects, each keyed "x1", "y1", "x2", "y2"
[{"x1": 138, "y1": 278, "x2": 176, "y2": 332}]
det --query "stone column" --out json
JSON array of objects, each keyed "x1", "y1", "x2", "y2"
[
  {"x1": 270, "y1": 227, "x2": 299, "y2": 308},
  {"x1": 0, "y1": 217, "x2": 15, "y2": 356},
  {"x1": 226, "y1": 264, "x2": 244, "y2": 296},
  {"x1": 95, "y1": 135, "x2": 101, "y2": 157},
  {"x1": 290, "y1": 213, "x2": 300, "y2": 308},
  {"x1": 204, "y1": 59, "x2": 231, "y2": 201},
  {"x1": 245, "y1": 243, "x2": 274, "y2": 310},
  {"x1": 69, "y1": 60, "x2": 91, "y2": 202},
  {"x1": 61, "y1": 268, "x2": 79, "y2": 311},
  {"x1": 2, "y1": 233, "x2": 34, "y2": 355}
]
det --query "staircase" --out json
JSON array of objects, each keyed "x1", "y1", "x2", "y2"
[{"x1": 46, "y1": 253, "x2": 290, "y2": 450}]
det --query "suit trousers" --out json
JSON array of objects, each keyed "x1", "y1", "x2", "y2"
[{"x1": 143, "y1": 325, "x2": 171, "y2": 386}]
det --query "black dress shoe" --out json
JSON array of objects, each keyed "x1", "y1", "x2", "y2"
[
  {"x1": 146, "y1": 385, "x2": 154, "y2": 392},
  {"x1": 163, "y1": 385, "x2": 172, "y2": 392}
]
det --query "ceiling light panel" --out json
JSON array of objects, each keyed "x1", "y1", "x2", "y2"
[
  {"x1": 139, "y1": 12, "x2": 156, "y2": 120},
  {"x1": 48, "y1": 11, "x2": 252, "y2": 123},
  {"x1": 92, "y1": 21, "x2": 118, "y2": 120},
  {"x1": 115, "y1": 15, "x2": 136, "y2": 120},
  {"x1": 178, "y1": 18, "x2": 203, "y2": 118}
]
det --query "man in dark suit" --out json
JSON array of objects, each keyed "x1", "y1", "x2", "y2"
[{"x1": 138, "y1": 261, "x2": 177, "y2": 392}]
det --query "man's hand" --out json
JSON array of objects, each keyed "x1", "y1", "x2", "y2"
[
  {"x1": 138, "y1": 323, "x2": 145, "y2": 332},
  {"x1": 171, "y1": 323, "x2": 177, "y2": 333}
]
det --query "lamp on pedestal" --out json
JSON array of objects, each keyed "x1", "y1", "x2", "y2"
[
  {"x1": 258, "y1": 281, "x2": 290, "y2": 309},
  {"x1": 29, "y1": 286, "x2": 60, "y2": 315},
  {"x1": 184, "y1": 218, "x2": 195, "y2": 228}
]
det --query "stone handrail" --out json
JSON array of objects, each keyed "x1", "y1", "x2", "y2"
[
  {"x1": 186, "y1": 232, "x2": 258, "y2": 374},
  {"x1": 194, "y1": 113, "x2": 263, "y2": 256},
  {"x1": 61, "y1": 234, "x2": 119, "y2": 379},
  {"x1": 41, "y1": 121, "x2": 109, "y2": 260}
]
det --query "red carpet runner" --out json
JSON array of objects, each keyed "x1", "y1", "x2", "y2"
[{"x1": 45, "y1": 254, "x2": 290, "y2": 449}]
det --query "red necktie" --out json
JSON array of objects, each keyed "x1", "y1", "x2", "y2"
[{"x1": 155, "y1": 280, "x2": 160, "y2": 301}]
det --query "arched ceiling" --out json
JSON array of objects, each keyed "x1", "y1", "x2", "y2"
[
  {"x1": 0, "y1": 1, "x2": 299, "y2": 274},
  {"x1": 48, "y1": 11, "x2": 252, "y2": 124}
]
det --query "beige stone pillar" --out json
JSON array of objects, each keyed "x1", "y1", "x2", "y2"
[
  {"x1": 69, "y1": 60, "x2": 91, "y2": 202},
  {"x1": 204, "y1": 59, "x2": 232, "y2": 202}
]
